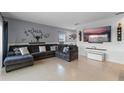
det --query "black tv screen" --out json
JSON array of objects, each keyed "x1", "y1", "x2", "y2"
[{"x1": 83, "y1": 26, "x2": 111, "y2": 43}]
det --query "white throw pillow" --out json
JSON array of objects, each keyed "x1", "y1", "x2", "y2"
[
  {"x1": 63, "y1": 47, "x2": 69, "y2": 53},
  {"x1": 19, "y1": 47, "x2": 30, "y2": 55},
  {"x1": 50, "y1": 46, "x2": 56, "y2": 51},
  {"x1": 39, "y1": 46, "x2": 46, "y2": 52}
]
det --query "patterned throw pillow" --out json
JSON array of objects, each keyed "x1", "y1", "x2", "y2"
[
  {"x1": 63, "y1": 47, "x2": 69, "y2": 53},
  {"x1": 13, "y1": 48, "x2": 21, "y2": 55},
  {"x1": 19, "y1": 47, "x2": 30, "y2": 55}
]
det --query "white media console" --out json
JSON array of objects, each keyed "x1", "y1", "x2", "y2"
[{"x1": 86, "y1": 47, "x2": 106, "y2": 61}]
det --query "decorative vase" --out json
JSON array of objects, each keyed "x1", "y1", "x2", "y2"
[{"x1": 35, "y1": 36, "x2": 40, "y2": 42}]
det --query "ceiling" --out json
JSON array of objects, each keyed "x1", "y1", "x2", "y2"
[{"x1": 2, "y1": 12, "x2": 116, "y2": 30}]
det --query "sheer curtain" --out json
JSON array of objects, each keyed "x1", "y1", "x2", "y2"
[{"x1": 59, "y1": 32, "x2": 66, "y2": 44}]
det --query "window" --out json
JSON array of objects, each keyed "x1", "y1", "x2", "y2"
[{"x1": 59, "y1": 32, "x2": 66, "y2": 43}]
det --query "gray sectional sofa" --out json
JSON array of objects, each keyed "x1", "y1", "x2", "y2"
[{"x1": 4, "y1": 44, "x2": 78, "y2": 72}]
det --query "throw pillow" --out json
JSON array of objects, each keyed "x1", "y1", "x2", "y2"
[
  {"x1": 50, "y1": 46, "x2": 56, "y2": 51},
  {"x1": 13, "y1": 48, "x2": 21, "y2": 55},
  {"x1": 19, "y1": 47, "x2": 30, "y2": 55},
  {"x1": 63, "y1": 47, "x2": 69, "y2": 53},
  {"x1": 39, "y1": 46, "x2": 46, "y2": 52}
]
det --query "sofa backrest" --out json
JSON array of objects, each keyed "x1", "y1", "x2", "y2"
[
  {"x1": 57, "y1": 44, "x2": 78, "y2": 52},
  {"x1": 9, "y1": 44, "x2": 58, "y2": 54}
]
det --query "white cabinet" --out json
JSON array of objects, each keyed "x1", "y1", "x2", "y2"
[
  {"x1": 85, "y1": 48, "x2": 106, "y2": 61},
  {"x1": 87, "y1": 51, "x2": 105, "y2": 61}
]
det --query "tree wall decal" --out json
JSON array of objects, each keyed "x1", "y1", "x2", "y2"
[{"x1": 24, "y1": 28, "x2": 50, "y2": 42}]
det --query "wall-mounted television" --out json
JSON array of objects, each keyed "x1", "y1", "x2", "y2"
[{"x1": 83, "y1": 26, "x2": 111, "y2": 43}]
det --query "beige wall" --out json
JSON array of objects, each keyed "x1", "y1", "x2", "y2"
[{"x1": 7, "y1": 18, "x2": 76, "y2": 45}]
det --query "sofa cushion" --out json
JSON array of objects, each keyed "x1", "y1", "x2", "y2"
[
  {"x1": 28, "y1": 45, "x2": 39, "y2": 53},
  {"x1": 31, "y1": 52, "x2": 46, "y2": 59},
  {"x1": 4, "y1": 55, "x2": 33, "y2": 66},
  {"x1": 7, "y1": 52, "x2": 16, "y2": 56},
  {"x1": 46, "y1": 51, "x2": 55, "y2": 55},
  {"x1": 32, "y1": 52, "x2": 46, "y2": 56}
]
